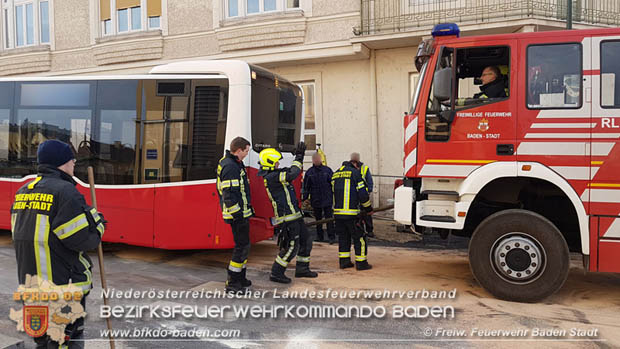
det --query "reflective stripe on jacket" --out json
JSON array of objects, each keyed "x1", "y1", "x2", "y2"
[{"x1": 359, "y1": 163, "x2": 374, "y2": 192}]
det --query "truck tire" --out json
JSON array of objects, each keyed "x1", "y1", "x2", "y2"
[{"x1": 468, "y1": 209, "x2": 569, "y2": 302}]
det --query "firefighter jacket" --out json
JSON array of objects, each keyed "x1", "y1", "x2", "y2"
[
  {"x1": 473, "y1": 78, "x2": 507, "y2": 99},
  {"x1": 11, "y1": 165, "x2": 105, "y2": 294},
  {"x1": 358, "y1": 162, "x2": 374, "y2": 192},
  {"x1": 332, "y1": 161, "x2": 371, "y2": 218},
  {"x1": 217, "y1": 150, "x2": 254, "y2": 223},
  {"x1": 258, "y1": 155, "x2": 303, "y2": 225},
  {"x1": 302, "y1": 164, "x2": 333, "y2": 208}
]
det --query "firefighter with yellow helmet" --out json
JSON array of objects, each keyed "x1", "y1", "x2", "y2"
[{"x1": 258, "y1": 142, "x2": 318, "y2": 283}]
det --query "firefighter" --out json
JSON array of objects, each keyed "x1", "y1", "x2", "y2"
[
  {"x1": 332, "y1": 160, "x2": 373, "y2": 270},
  {"x1": 11, "y1": 139, "x2": 106, "y2": 349},
  {"x1": 302, "y1": 152, "x2": 335, "y2": 243},
  {"x1": 473, "y1": 66, "x2": 507, "y2": 99},
  {"x1": 217, "y1": 137, "x2": 254, "y2": 293},
  {"x1": 258, "y1": 142, "x2": 318, "y2": 283},
  {"x1": 350, "y1": 152, "x2": 375, "y2": 238}
]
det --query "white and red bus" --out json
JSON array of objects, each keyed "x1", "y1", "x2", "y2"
[
  {"x1": 0, "y1": 60, "x2": 304, "y2": 249},
  {"x1": 395, "y1": 24, "x2": 620, "y2": 302}
]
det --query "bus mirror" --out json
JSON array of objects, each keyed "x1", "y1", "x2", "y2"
[
  {"x1": 433, "y1": 67, "x2": 452, "y2": 102},
  {"x1": 439, "y1": 110, "x2": 456, "y2": 124}
]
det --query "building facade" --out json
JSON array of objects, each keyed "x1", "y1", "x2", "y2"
[{"x1": 1, "y1": 0, "x2": 618, "y2": 205}]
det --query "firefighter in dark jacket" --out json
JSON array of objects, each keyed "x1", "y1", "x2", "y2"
[
  {"x1": 302, "y1": 152, "x2": 335, "y2": 243},
  {"x1": 332, "y1": 160, "x2": 373, "y2": 270},
  {"x1": 350, "y1": 152, "x2": 375, "y2": 238},
  {"x1": 11, "y1": 139, "x2": 106, "y2": 348},
  {"x1": 258, "y1": 142, "x2": 318, "y2": 283},
  {"x1": 473, "y1": 66, "x2": 506, "y2": 99},
  {"x1": 217, "y1": 137, "x2": 254, "y2": 293}
]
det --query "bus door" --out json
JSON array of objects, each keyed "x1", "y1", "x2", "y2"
[
  {"x1": 147, "y1": 79, "x2": 228, "y2": 249},
  {"x1": 417, "y1": 40, "x2": 517, "y2": 179},
  {"x1": 589, "y1": 36, "x2": 620, "y2": 272}
]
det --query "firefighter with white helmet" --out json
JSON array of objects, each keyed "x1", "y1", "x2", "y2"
[{"x1": 258, "y1": 143, "x2": 317, "y2": 283}]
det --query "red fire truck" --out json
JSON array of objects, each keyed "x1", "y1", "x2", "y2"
[{"x1": 394, "y1": 24, "x2": 620, "y2": 302}]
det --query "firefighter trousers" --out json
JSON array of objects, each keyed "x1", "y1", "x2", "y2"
[
  {"x1": 228, "y1": 218, "x2": 250, "y2": 274},
  {"x1": 336, "y1": 218, "x2": 368, "y2": 262},
  {"x1": 275, "y1": 218, "x2": 313, "y2": 268}
]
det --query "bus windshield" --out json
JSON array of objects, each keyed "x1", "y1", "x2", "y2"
[{"x1": 250, "y1": 67, "x2": 303, "y2": 153}]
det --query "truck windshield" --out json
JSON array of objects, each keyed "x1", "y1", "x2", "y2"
[{"x1": 410, "y1": 62, "x2": 428, "y2": 114}]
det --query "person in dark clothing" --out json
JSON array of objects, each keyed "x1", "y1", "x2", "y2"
[
  {"x1": 350, "y1": 152, "x2": 375, "y2": 238},
  {"x1": 11, "y1": 139, "x2": 106, "y2": 349},
  {"x1": 302, "y1": 152, "x2": 335, "y2": 244},
  {"x1": 473, "y1": 66, "x2": 507, "y2": 99},
  {"x1": 259, "y1": 143, "x2": 318, "y2": 284},
  {"x1": 217, "y1": 137, "x2": 254, "y2": 293},
  {"x1": 332, "y1": 161, "x2": 373, "y2": 271}
]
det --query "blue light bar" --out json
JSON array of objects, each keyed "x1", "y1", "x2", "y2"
[{"x1": 431, "y1": 23, "x2": 460, "y2": 38}]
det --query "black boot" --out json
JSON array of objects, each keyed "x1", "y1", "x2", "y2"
[
  {"x1": 295, "y1": 261, "x2": 318, "y2": 278},
  {"x1": 270, "y1": 263, "x2": 291, "y2": 284},
  {"x1": 356, "y1": 260, "x2": 373, "y2": 270},
  {"x1": 339, "y1": 258, "x2": 354, "y2": 269},
  {"x1": 240, "y1": 268, "x2": 252, "y2": 288},
  {"x1": 34, "y1": 335, "x2": 52, "y2": 349},
  {"x1": 225, "y1": 270, "x2": 245, "y2": 293}
]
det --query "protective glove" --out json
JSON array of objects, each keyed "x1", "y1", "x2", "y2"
[
  {"x1": 232, "y1": 210, "x2": 244, "y2": 221},
  {"x1": 362, "y1": 205, "x2": 373, "y2": 214},
  {"x1": 98, "y1": 212, "x2": 108, "y2": 228},
  {"x1": 295, "y1": 141, "x2": 306, "y2": 158}
]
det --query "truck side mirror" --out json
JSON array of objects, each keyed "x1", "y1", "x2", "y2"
[{"x1": 433, "y1": 67, "x2": 452, "y2": 101}]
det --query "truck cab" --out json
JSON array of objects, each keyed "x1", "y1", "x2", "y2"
[{"x1": 395, "y1": 23, "x2": 620, "y2": 302}]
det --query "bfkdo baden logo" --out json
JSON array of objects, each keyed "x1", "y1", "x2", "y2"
[
  {"x1": 23, "y1": 305, "x2": 48, "y2": 337},
  {"x1": 9, "y1": 275, "x2": 86, "y2": 345}
]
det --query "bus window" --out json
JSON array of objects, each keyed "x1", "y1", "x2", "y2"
[
  {"x1": 251, "y1": 68, "x2": 302, "y2": 152},
  {"x1": 187, "y1": 80, "x2": 229, "y2": 181},
  {"x1": 142, "y1": 80, "x2": 189, "y2": 184},
  {"x1": 601, "y1": 41, "x2": 620, "y2": 108},
  {"x1": 13, "y1": 81, "x2": 96, "y2": 179},
  {"x1": 0, "y1": 82, "x2": 11, "y2": 172},
  {"x1": 527, "y1": 43, "x2": 582, "y2": 109},
  {"x1": 94, "y1": 80, "x2": 139, "y2": 185}
]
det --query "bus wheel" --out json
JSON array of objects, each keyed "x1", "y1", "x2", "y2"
[{"x1": 468, "y1": 209, "x2": 569, "y2": 303}]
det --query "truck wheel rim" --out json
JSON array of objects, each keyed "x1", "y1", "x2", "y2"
[{"x1": 490, "y1": 233, "x2": 546, "y2": 284}]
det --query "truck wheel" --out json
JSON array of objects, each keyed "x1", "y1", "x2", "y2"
[{"x1": 468, "y1": 209, "x2": 569, "y2": 302}]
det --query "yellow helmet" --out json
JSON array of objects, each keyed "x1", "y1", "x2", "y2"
[{"x1": 259, "y1": 148, "x2": 282, "y2": 170}]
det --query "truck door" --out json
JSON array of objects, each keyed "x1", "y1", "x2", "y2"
[
  {"x1": 417, "y1": 40, "x2": 517, "y2": 178},
  {"x1": 516, "y1": 37, "x2": 593, "y2": 266},
  {"x1": 589, "y1": 36, "x2": 620, "y2": 272}
]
